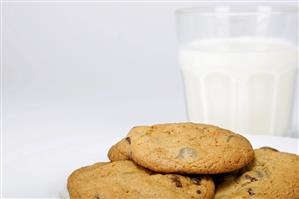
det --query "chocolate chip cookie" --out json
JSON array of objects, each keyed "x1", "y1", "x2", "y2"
[
  {"x1": 67, "y1": 160, "x2": 215, "y2": 199},
  {"x1": 108, "y1": 137, "x2": 131, "y2": 161},
  {"x1": 108, "y1": 122, "x2": 254, "y2": 174},
  {"x1": 214, "y1": 147, "x2": 299, "y2": 199}
]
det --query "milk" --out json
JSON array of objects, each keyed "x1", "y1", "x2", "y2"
[{"x1": 179, "y1": 37, "x2": 298, "y2": 136}]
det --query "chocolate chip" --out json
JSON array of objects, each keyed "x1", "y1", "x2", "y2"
[
  {"x1": 226, "y1": 135, "x2": 234, "y2": 142},
  {"x1": 255, "y1": 170, "x2": 264, "y2": 178},
  {"x1": 247, "y1": 188, "x2": 255, "y2": 195},
  {"x1": 176, "y1": 147, "x2": 197, "y2": 159},
  {"x1": 95, "y1": 195, "x2": 100, "y2": 199},
  {"x1": 191, "y1": 178, "x2": 201, "y2": 185},
  {"x1": 171, "y1": 175, "x2": 183, "y2": 188},
  {"x1": 260, "y1": 146, "x2": 279, "y2": 152},
  {"x1": 125, "y1": 137, "x2": 131, "y2": 144},
  {"x1": 196, "y1": 190, "x2": 201, "y2": 194},
  {"x1": 244, "y1": 174, "x2": 258, "y2": 182},
  {"x1": 175, "y1": 181, "x2": 182, "y2": 188}
]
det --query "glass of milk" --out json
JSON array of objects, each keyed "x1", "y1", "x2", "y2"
[{"x1": 176, "y1": 5, "x2": 298, "y2": 137}]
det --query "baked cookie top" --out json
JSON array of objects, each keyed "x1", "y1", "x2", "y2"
[
  {"x1": 108, "y1": 122, "x2": 254, "y2": 174},
  {"x1": 214, "y1": 147, "x2": 299, "y2": 199},
  {"x1": 67, "y1": 160, "x2": 215, "y2": 199}
]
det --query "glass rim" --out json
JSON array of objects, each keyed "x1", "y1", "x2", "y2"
[{"x1": 176, "y1": 5, "x2": 299, "y2": 16}]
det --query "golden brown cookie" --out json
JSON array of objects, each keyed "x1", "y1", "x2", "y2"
[
  {"x1": 67, "y1": 160, "x2": 215, "y2": 199},
  {"x1": 108, "y1": 122, "x2": 254, "y2": 174},
  {"x1": 108, "y1": 138, "x2": 131, "y2": 161},
  {"x1": 214, "y1": 147, "x2": 299, "y2": 199}
]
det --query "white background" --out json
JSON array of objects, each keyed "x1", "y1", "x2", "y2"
[{"x1": 2, "y1": 1, "x2": 299, "y2": 197}]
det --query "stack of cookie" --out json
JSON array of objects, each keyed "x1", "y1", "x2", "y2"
[{"x1": 67, "y1": 123, "x2": 299, "y2": 199}]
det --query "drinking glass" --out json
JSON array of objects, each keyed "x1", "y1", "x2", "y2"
[{"x1": 176, "y1": 5, "x2": 298, "y2": 136}]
